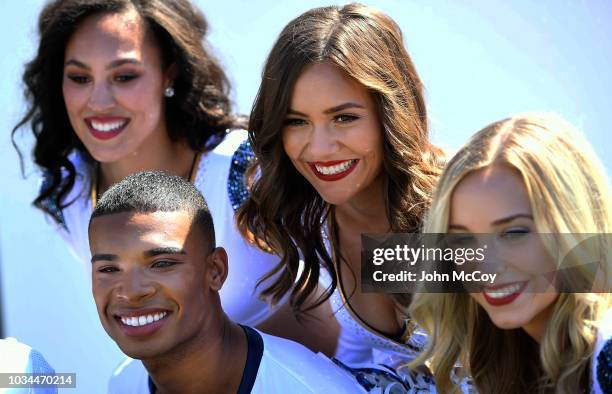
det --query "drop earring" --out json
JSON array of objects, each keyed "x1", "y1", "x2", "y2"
[{"x1": 164, "y1": 87, "x2": 175, "y2": 97}]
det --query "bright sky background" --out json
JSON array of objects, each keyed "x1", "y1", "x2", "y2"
[{"x1": 1, "y1": 1, "x2": 611, "y2": 392}]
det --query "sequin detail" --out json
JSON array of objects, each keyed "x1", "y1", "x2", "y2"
[
  {"x1": 597, "y1": 338, "x2": 612, "y2": 393},
  {"x1": 321, "y1": 225, "x2": 428, "y2": 365},
  {"x1": 39, "y1": 171, "x2": 68, "y2": 231},
  {"x1": 332, "y1": 358, "x2": 435, "y2": 393},
  {"x1": 227, "y1": 139, "x2": 256, "y2": 211}
]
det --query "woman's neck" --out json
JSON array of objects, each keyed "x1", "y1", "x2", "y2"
[{"x1": 98, "y1": 139, "x2": 195, "y2": 194}]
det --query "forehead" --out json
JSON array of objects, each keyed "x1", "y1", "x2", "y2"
[
  {"x1": 450, "y1": 164, "x2": 532, "y2": 224},
  {"x1": 291, "y1": 63, "x2": 374, "y2": 108},
  {"x1": 90, "y1": 211, "x2": 196, "y2": 250},
  {"x1": 65, "y1": 8, "x2": 156, "y2": 61}
]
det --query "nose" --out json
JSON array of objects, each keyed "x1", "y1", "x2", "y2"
[
  {"x1": 114, "y1": 269, "x2": 155, "y2": 303},
  {"x1": 88, "y1": 80, "x2": 115, "y2": 112},
  {"x1": 479, "y1": 240, "x2": 508, "y2": 275},
  {"x1": 308, "y1": 124, "x2": 339, "y2": 158}
]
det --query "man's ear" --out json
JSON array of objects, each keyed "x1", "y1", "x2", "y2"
[{"x1": 206, "y1": 247, "x2": 228, "y2": 291}]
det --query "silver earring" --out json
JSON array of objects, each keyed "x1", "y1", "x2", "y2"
[{"x1": 164, "y1": 87, "x2": 175, "y2": 97}]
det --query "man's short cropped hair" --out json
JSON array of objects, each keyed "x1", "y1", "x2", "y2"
[{"x1": 90, "y1": 171, "x2": 215, "y2": 247}]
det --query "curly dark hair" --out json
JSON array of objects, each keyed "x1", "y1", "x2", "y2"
[
  {"x1": 12, "y1": 0, "x2": 240, "y2": 215},
  {"x1": 237, "y1": 3, "x2": 443, "y2": 314}
]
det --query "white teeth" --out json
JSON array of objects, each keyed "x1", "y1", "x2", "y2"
[
  {"x1": 483, "y1": 283, "x2": 522, "y2": 299},
  {"x1": 314, "y1": 160, "x2": 356, "y2": 175},
  {"x1": 90, "y1": 120, "x2": 127, "y2": 133},
  {"x1": 120, "y1": 311, "x2": 167, "y2": 327}
]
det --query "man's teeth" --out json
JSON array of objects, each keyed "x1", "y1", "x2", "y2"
[
  {"x1": 315, "y1": 160, "x2": 356, "y2": 175},
  {"x1": 90, "y1": 120, "x2": 127, "y2": 132},
  {"x1": 483, "y1": 283, "x2": 522, "y2": 299},
  {"x1": 120, "y1": 312, "x2": 167, "y2": 327}
]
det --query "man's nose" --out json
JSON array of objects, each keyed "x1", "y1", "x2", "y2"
[{"x1": 114, "y1": 269, "x2": 155, "y2": 303}]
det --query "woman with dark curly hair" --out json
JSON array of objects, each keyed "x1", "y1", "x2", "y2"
[
  {"x1": 13, "y1": 0, "x2": 283, "y2": 330},
  {"x1": 238, "y1": 3, "x2": 443, "y2": 374}
]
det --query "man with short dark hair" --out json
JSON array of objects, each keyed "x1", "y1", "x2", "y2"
[{"x1": 88, "y1": 171, "x2": 362, "y2": 394}]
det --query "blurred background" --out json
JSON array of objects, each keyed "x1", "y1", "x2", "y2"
[{"x1": 1, "y1": 0, "x2": 611, "y2": 392}]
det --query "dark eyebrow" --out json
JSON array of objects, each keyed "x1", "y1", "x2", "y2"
[
  {"x1": 448, "y1": 224, "x2": 468, "y2": 231},
  {"x1": 287, "y1": 109, "x2": 307, "y2": 117},
  {"x1": 91, "y1": 254, "x2": 118, "y2": 264},
  {"x1": 64, "y1": 58, "x2": 142, "y2": 70},
  {"x1": 323, "y1": 102, "x2": 365, "y2": 114},
  {"x1": 287, "y1": 102, "x2": 365, "y2": 117},
  {"x1": 144, "y1": 247, "x2": 187, "y2": 258}
]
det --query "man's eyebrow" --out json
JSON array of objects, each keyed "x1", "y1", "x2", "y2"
[
  {"x1": 64, "y1": 58, "x2": 142, "y2": 70},
  {"x1": 144, "y1": 247, "x2": 187, "y2": 258},
  {"x1": 91, "y1": 254, "x2": 118, "y2": 264}
]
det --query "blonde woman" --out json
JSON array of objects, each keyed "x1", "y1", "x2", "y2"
[{"x1": 410, "y1": 113, "x2": 612, "y2": 393}]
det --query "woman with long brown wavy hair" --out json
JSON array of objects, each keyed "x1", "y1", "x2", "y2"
[
  {"x1": 238, "y1": 3, "x2": 442, "y2": 372},
  {"x1": 13, "y1": 0, "x2": 288, "y2": 362}
]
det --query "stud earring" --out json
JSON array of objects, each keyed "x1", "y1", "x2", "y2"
[{"x1": 164, "y1": 87, "x2": 175, "y2": 98}]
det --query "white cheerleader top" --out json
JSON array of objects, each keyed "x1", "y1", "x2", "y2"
[
  {"x1": 319, "y1": 224, "x2": 428, "y2": 369},
  {"x1": 39, "y1": 129, "x2": 280, "y2": 326}
]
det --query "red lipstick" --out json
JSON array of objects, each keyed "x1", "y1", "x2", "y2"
[
  {"x1": 307, "y1": 159, "x2": 358, "y2": 181},
  {"x1": 481, "y1": 281, "x2": 528, "y2": 306},
  {"x1": 85, "y1": 116, "x2": 129, "y2": 141}
]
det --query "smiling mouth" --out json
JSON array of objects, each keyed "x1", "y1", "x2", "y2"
[
  {"x1": 85, "y1": 117, "x2": 130, "y2": 140},
  {"x1": 119, "y1": 311, "x2": 168, "y2": 327},
  {"x1": 481, "y1": 281, "x2": 528, "y2": 306},
  {"x1": 113, "y1": 310, "x2": 171, "y2": 337},
  {"x1": 308, "y1": 159, "x2": 359, "y2": 181}
]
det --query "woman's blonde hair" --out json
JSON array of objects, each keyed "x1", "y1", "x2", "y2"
[{"x1": 410, "y1": 113, "x2": 612, "y2": 393}]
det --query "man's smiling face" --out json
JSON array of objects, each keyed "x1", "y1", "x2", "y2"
[{"x1": 90, "y1": 210, "x2": 221, "y2": 360}]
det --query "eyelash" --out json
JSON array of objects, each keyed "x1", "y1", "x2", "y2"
[
  {"x1": 447, "y1": 234, "x2": 476, "y2": 247},
  {"x1": 67, "y1": 75, "x2": 90, "y2": 84},
  {"x1": 500, "y1": 227, "x2": 530, "y2": 239},
  {"x1": 151, "y1": 260, "x2": 177, "y2": 269},
  {"x1": 97, "y1": 266, "x2": 119, "y2": 273},
  {"x1": 114, "y1": 74, "x2": 138, "y2": 82},
  {"x1": 66, "y1": 73, "x2": 139, "y2": 84},
  {"x1": 284, "y1": 118, "x2": 306, "y2": 127},
  {"x1": 283, "y1": 114, "x2": 360, "y2": 127},
  {"x1": 335, "y1": 114, "x2": 359, "y2": 123}
]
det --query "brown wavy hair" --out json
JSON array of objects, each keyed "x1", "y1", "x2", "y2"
[
  {"x1": 12, "y1": 0, "x2": 240, "y2": 216},
  {"x1": 237, "y1": 3, "x2": 442, "y2": 313}
]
